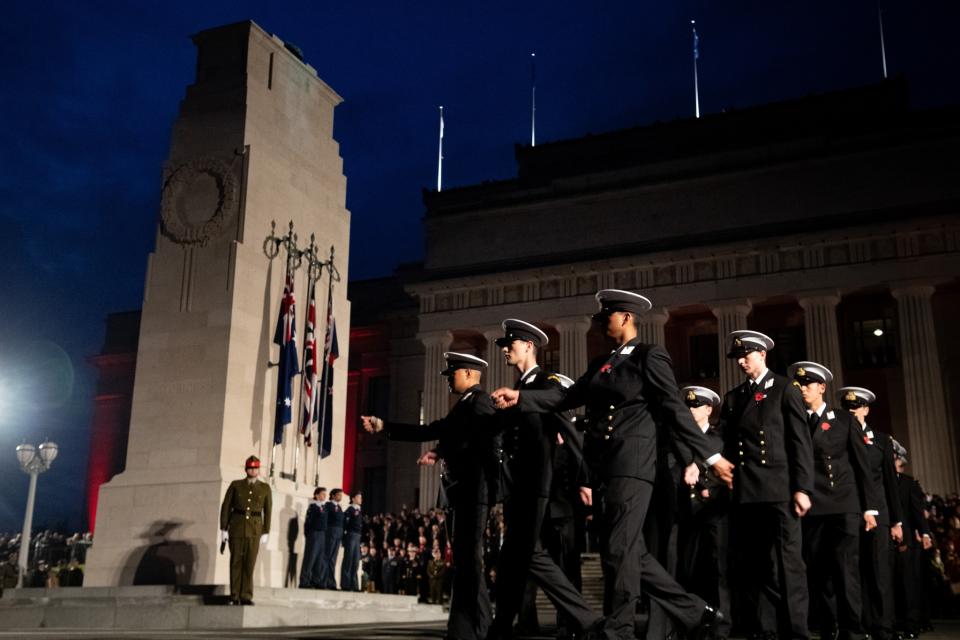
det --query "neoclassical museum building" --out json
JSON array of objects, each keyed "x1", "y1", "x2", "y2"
[
  {"x1": 346, "y1": 78, "x2": 960, "y2": 513},
  {"x1": 88, "y1": 78, "x2": 960, "y2": 524}
]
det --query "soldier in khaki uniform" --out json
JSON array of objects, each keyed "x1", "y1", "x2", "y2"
[{"x1": 219, "y1": 455, "x2": 272, "y2": 604}]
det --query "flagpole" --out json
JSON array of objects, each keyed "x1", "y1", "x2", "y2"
[
  {"x1": 692, "y1": 20, "x2": 700, "y2": 119},
  {"x1": 530, "y1": 52, "x2": 536, "y2": 147},
  {"x1": 878, "y1": 4, "x2": 888, "y2": 79},
  {"x1": 291, "y1": 237, "x2": 317, "y2": 483},
  {"x1": 436, "y1": 106, "x2": 444, "y2": 192},
  {"x1": 315, "y1": 245, "x2": 336, "y2": 487}
]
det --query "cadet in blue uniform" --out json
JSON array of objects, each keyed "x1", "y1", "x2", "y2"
[
  {"x1": 219, "y1": 455, "x2": 272, "y2": 605},
  {"x1": 323, "y1": 488, "x2": 344, "y2": 589},
  {"x1": 341, "y1": 492, "x2": 363, "y2": 591},
  {"x1": 839, "y1": 386, "x2": 904, "y2": 640},
  {"x1": 487, "y1": 319, "x2": 599, "y2": 640},
  {"x1": 676, "y1": 385, "x2": 731, "y2": 640},
  {"x1": 299, "y1": 486, "x2": 328, "y2": 588},
  {"x1": 788, "y1": 361, "x2": 881, "y2": 640},
  {"x1": 717, "y1": 331, "x2": 814, "y2": 639},
  {"x1": 362, "y1": 352, "x2": 501, "y2": 640},
  {"x1": 493, "y1": 290, "x2": 733, "y2": 640}
]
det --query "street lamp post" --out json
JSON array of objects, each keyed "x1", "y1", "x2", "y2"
[{"x1": 15, "y1": 440, "x2": 58, "y2": 588}]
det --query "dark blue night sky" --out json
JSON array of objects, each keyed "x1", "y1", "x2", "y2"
[{"x1": 0, "y1": 1, "x2": 956, "y2": 532}]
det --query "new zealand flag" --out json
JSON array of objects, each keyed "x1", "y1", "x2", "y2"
[{"x1": 273, "y1": 263, "x2": 299, "y2": 445}]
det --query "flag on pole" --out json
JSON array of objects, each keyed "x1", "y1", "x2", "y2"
[
  {"x1": 273, "y1": 263, "x2": 300, "y2": 445},
  {"x1": 318, "y1": 284, "x2": 339, "y2": 459},
  {"x1": 437, "y1": 106, "x2": 444, "y2": 192},
  {"x1": 691, "y1": 20, "x2": 701, "y2": 119},
  {"x1": 531, "y1": 52, "x2": 536, "y2": 147},
  {"x1": 299, "y1": 280, "x2": 318, "y2": 446}
]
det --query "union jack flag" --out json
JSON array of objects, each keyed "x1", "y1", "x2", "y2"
[{"x1": 299, "y1": 281, "x2": 318, "y2": 446}]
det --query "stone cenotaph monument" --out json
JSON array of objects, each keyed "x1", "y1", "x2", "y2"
[{"x1": 84, "y1": 21, "x2": 351, "y2": 589}]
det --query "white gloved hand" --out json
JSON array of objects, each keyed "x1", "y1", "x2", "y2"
[
  {"x1": 260, "y1": 533, "x2": 269, "y2": 545},
  {"x1": 220, "y1": 530, "x2": 229, "y2": 544}
]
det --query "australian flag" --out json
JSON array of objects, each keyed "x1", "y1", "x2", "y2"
[
  {"x1": 299, "y1": 281, "x2": 318, "y2": 447},
  {"x1": 319, "y1": 284, "x2": 339, "y2": 459},
  {"x1": 273, "y1": 263, "x2": 299, "y2": 445}
]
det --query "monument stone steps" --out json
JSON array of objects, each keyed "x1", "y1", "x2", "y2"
[{"x1": 0, "y1": 586, "x2": 446, "y2": 630}]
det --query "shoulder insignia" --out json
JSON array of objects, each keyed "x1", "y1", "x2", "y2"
[{"x1": 546, "y1": 375, "x2": 560, "y2": 383}]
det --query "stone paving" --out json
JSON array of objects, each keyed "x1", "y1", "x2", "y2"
[{"x1": 1, "y1": 621, "x2": 959, "y2": 640}]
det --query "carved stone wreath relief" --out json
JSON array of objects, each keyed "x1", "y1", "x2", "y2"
[{"x1": 159, "y1": 157, "x2": 240, "y2": 245}]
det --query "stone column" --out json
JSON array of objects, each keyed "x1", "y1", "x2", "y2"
[
  {"x1": 798, "y1": 293, "x2": 845, "y2": 390},
  {"x1": 482, "y1": 327, "x2": 514, "y2": 391},
  {"x1": 417, "y1": 330, "x2": 452, "y2": 509},
  {"x1": 552, "y1": 316, "x2": 591, "y2": 379},
  {"x1": 638, "y1": 308, "x2": 669, "y2": 347},
  {"x1": 892, "y1": 285, "x2": 959, "y2": 494},
  {"x1": 710, "y1": 300, "x2": 752, "y2": 395}
]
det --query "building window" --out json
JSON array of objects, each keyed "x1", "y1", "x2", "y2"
[
  {"x1": 764, "y1": 326, "x2": 806, "y2": 374},
  {"x1": 846, "y1": 316, "x2": 898, "y2": 369},
  {"x1": 688, "y1": 334, "x2": 719, "y2": 380},
  {"x1": 365, "y1": 376, "x2": 391, "y2": 418},
  {"x1": 540, "y1": 343, "x2": 560, "y2": 375}
]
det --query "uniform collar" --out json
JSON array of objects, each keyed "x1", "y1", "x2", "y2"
[
  {"x1": 807, "y1": 401, "x2": 827, "y2": 418},
  {"x1": 750, "y1": 367, "x2": 770, "y2": 385},
  {"x1": 519, "y1": 365, "x2": 540, "y2": 384}
]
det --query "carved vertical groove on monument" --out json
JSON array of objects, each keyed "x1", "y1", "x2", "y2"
[
  {"x1": 893, "y1": 286, "x2": 959, "y2": 494},
  {"x1": 711, "y1": 301, "x2": 752, "y2": 395},
  {"x1": 798, "y1": 294, "x2": 844, "y2": 390},
  {"x1": 418, "y1": 331, "x2": 451, "y2": 508}
]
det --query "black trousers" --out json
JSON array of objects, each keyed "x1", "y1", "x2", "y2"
[
  {"x1": 299, "y1": 529, "x2": 328, "y2": 588},
  {"x1": 448, "y1": 501, "x2": 492, "y2": 640},
  {"x1": 493, "y1": 495, "x2": 598, "y2": 635},
  {"x1": 731, "y1": 501, "x2": 809, "y2": 639},
  {"x1": 340, "y1": 531, "x2": 362, "y2": 591},
  {"x1": 596, "y1": 477, "x2": 705, "y2": 640},
  {"x1": 324, "y1": 525, "x2": 343, "y2": 589},
  {"x1": 894, "y1": 542, "x2": 922, "y2": 635},
  {"x1": 860, "y1": 524, "x2": 895, "y2": 639},
  {"x1": 677, "y1": 514, "x2": 731, "y2": 639},
  {"x1": 802, "y1": 513, "x2": 865, "y2": 639}
]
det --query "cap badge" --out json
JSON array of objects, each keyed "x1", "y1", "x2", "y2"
[
  {"x1": 845, "y1": 391, "x2": 857, "y2": 402},
  {"x1": 797, "y1": 367, "x2": 806, "y2": 377},
  {"x1": 686, "y1": 390, "x2": 697, "y2": 401}
]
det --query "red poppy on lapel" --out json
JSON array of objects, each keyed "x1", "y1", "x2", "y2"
[
  {"x1": 599, "y1": 363, "x2": 613, "y2": 374},
  {"x1": 754, "y1": 391, "x2": 764, "y2": 402},
  {"x1": 821, "y1": 422, "x2": 831, "y2": 431},
  {"x1": 864, "y1": 435, "x2": 872, "y2": 444}
]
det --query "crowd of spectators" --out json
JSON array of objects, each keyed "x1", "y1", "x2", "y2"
[
  {"x1": 921, "y1": 493, "x2": 960, "y2": 619},
  {"x1": 356, "y1": 504, "x2": 510, "y2": 604},
  {"x1": 0, "y1": 530, "x2": 92, "y2": 592},
  {"x1": 357, "y1": 494, "x2": 960, "y2": 618}
]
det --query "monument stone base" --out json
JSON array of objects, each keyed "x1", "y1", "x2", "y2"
[{"x1": 0, "y1": 586, "x2": 446, "y2": 630}]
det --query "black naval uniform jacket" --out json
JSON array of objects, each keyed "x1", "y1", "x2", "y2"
[
  {"x1": 519, "y1": 339, "x2": 717, "y2": 485},
  {"x1": 806, "y1": 405, "x2": 882, "y2": 517},
  {"x1": 718, "y1": 370, "x2": 814, "y2": 503},
  {"x1": 680, "y1": 426, "x2": 730, "y2": 521},
  {"x1": 861, "y1": 427, "x2": 903, "y2": 527},
  {"x1": 500, "y1": 366, "x2": 580, "y2": 500},
  {"x1": 385, "y1": 384, "x2": 500, "y2": 506},
  {"x1": 896, "y1": 472, "x2": 930, "y2": 543}
]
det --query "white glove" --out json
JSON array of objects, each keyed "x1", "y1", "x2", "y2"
[
  {"x1": 220, "y1": 530, "x2": 229, "y2": 543},
  {"x1": 260, "y1": 533, "x2": 269, "y2": 545}
]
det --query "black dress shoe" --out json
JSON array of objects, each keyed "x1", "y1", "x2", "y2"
[
  {"x1": 689, "y1": 605, "x2": 724, "y2": 640},
  {"x1": 240, "y1": 598, "x2": 254, "y2": 605},
  {"x1": 228, "y1": 598, "x2": 239, "y2": 606}
]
